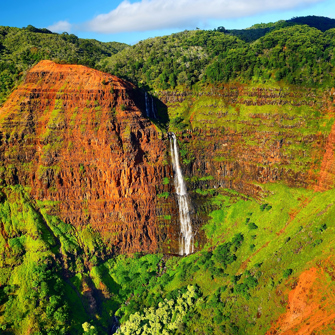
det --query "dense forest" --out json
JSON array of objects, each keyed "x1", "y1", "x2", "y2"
[
  {"x1": 101, "y1": 16, "x2": 335, "y2": 91},
  {"x1": 0, "y1": 25, "x2": 127, "y2": 105},
  {"x1": 1, "y1": 16, "x2": 335, "y2": 105}
]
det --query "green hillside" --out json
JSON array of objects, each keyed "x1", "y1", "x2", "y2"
[
  {"x1": 0, "y1": 25, "x2": 128, "y2": 105},
  {"x1": 1, "y1": 183, "x2": 335, "y2": 334},
  {"x1": 101, "y1": 16, "x2": 335, "y2": 90}
]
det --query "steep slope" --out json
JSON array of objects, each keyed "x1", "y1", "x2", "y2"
[
  {"x1": 156, "y1": 84, "x2": 334, "y2": 206},
  {"x1": 1, "y1": 21, "x2": 335, "y2": 334},
  {"x1": 0, "y1": 60, "x2": 173, "y2": 253}
]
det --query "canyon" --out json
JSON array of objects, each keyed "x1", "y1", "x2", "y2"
[
  {"x1": 1, "y1": 60, "x2": 335, "y2": 334},
  {"x1": 1, "y1": 61, "x2": 334, "y2": 255}
]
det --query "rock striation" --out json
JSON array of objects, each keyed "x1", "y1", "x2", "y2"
[
  {"x1": 0, "y1": 60, "x2": 174, "y2": 253},
  {"x1": 1, "y1": 61, "x2": 334, "y2": 255}
]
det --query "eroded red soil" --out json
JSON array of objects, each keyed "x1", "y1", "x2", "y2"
[{"x1": 267, "y1": 267, "x2": 335, "y2": 334}]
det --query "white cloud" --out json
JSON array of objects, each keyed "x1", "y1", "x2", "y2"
[
  {"x1": 48, "y1": 20, "x2": 72, "y2": 33},
  {"x1": 83, "y1": 0, "x2": 325, "y2": 33}
]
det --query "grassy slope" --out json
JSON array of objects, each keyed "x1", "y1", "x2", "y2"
[
  {"x1": 103, "y1": 183, "x2": 335, "y2": 334},
  {"x1": 0, "y1": 185, "x2": 106, "y2": 334}
]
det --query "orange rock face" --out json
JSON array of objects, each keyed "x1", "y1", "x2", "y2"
[
  {"x1": 267, "y1": 267, "x2": 335, "y2": 334},
  {"x1": 0, "y1": 60, "x2": 174, "y2": 253}
]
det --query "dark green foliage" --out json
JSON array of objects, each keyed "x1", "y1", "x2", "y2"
[
  {"x1": 260, "y1": 203, "x2": 272, "y2": 211},
  {"x1": 213, "y1": 243, "x2": 237, "y2": 268},
  {"x1": 0, "y1": 25, "x2": 127, "y2": 105},
  {"x1": 206, "y1": 25, "x2": 335, "y2": 87},
  {"x1": 248, "y1": 222, "x2": 258, "y2": 230},
  {"x1": 103, "y1": 30, "x2": 244, "y2": 90},
  {"x1": 235, "y1": 274, "x2": 258, "y2": 299},
  {"x1": 102, "y1": 20, "x2": 335, "y2": 91},
  {"x1": 24, "y1": 25, "x2": 54, "y2": 34},
  {"x1": 315, "y1": 224, "x2": 327, "y2": 233},
  {"x1": 232, "y1": 233, "x2": 244, "y2": 247},
  {"x1": 288, "y1": 15, "x2": 335, "y2": 32},
  {"x1": 224, "y1": 16, "x2": 335, "y2": 42},
  {"x1": 213, "y1": 233, "x2": 244, "y2": 268},
  {"x1": 313, "y1": 239, "x2": 323, "y2": 247},
  {"x1": 283, "y1": 268, "x2": 293, "y2": 278}
]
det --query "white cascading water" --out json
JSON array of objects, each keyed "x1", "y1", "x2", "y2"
[{"x1": 169, "y1": 133, "x2": 194, "y2": 255}]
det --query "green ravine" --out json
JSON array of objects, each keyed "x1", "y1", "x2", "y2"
[{"x1": 1, "y1": 182, "x2": 335, "y2": 334}]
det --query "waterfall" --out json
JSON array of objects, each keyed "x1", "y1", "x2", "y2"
[
  {"x1": 169, "y1": 133, "x2": 194, "y2": 255},
  {"x1": 145, "y1": 92, "x2": 151, "y2": 118},
  {"x1": 145, "y1": 92, "x2": 157, "y2": 119}
]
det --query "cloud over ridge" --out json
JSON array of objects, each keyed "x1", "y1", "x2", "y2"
[
  {"x1": 84, "y1": 0, "x2": 324, "y2": 33},
  {"x1": 48, "y1": 20, "x2": 72, "y2": 33}
]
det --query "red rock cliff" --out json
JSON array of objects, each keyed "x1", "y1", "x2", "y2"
[{"x1": 0, "y1": 60, "x2": 175, "y2": 253}]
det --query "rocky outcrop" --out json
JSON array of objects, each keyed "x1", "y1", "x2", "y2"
[
  {"x1": 0, "y1": 60, "x2": 176, "y2": 253},
  {"x1": 315, "y1": 88, "x2": 335, "y2": 191}
]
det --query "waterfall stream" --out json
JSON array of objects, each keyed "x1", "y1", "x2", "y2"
[
  {"x1": 169, "y1": 133, "x2": 194, "y2": 255},
  {"x1": 145, "y1": 92, "x2": 157, "y2": 119}
]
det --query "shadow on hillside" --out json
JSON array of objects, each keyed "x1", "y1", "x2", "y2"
[{"x1": 132, "y1": 88, "x2": 169, "y2": 130}]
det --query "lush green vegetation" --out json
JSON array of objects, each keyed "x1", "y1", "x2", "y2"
[
  {"x1": 102, "y1": 183, "x2": 335, "y2": 334},
  {"x1": 1, "y1": 16, "x2": 335, "y2": 335},
  {"x1": 223, "y1": 15, "x2": 335, "y2": 42},
  {"x1": 101, "y1": 16, "x2": 335, "y2": 90},
  {"x1": 0, "y1": 25, "x2": 127, "y2": 105},
  {"x1": 2, "y1": 181, "x2": 335, "y2": 334}
]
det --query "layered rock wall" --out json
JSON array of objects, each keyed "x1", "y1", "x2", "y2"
[{"x1": 0, "y1": 61, "x2": 175, "y2": 253}]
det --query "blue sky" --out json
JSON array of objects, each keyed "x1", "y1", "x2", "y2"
[{"x1": 1, "y1": 0, "x2": 334, "y2": 45}]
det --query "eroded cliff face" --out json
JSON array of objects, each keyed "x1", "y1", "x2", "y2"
[
  {"x1": 158, "y1": 85, "x2": 334, "y2": 201},
  {"x1": 1, "y1": 61, "x2": 334, "y2": 256},
  {"x1": 0, "y1": 60, "x2": 178, "y2": 253}
]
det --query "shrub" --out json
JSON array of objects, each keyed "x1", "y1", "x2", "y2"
[
  {"x1": 248, "y1": 222, "x2": 258, "y2": 230},
  {"x1": 213, "y1": 243, "x2": 237, "y2": 268},
  {"x1": 315, "y1": 224, "x2": 327, "y2": 233},
  {"x1": 313, "y1": 239, "x2": 323, "y2": 247},
  {"x1": 120, "y1": 104, "x2": 126, "y2": 111},
  {"x1": 232, "y1": 233, "x2": 244, "y2": 247},
  {"x1": 283, "y1": 268, "x2": 293, "y2": 278},
  {"x1": 260, "y1": 204, "x2": 272, "y2": 211},
  {"x1": 213, "y1": 314, "x2": 224, "y2": 324}
]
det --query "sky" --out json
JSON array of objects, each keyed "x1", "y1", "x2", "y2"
[{"x1": 1, "y1": 0, "x2": 334, "y2": 45}]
